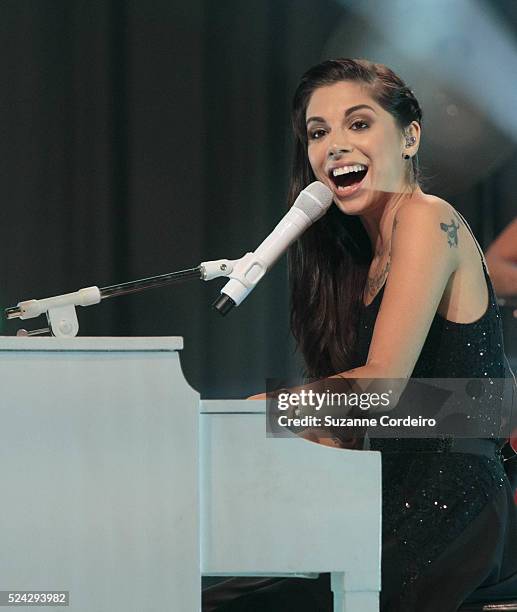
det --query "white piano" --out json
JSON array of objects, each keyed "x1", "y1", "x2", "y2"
[{"x1": 0, "y1": 337, "x2": 381, "y2": 611}]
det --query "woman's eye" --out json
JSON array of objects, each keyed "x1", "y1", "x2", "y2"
[
  {"x1": 308, "y1": 128, "x2": 327, "y2": 140},
  {"x1": 351, "y1": 120, "x2": 369, "y2": 130}
]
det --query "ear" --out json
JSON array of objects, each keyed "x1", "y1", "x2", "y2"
[{"x1": 403, "y1": 121, "x2": 421, "y2": 157}]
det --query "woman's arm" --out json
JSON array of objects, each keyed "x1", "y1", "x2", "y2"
[
  {"x1": 247, "y1": 365, "x2": 368, "y2": 399},
  {"x1": 486, "y1": 217, "x2": 517, "y2": 297},
  {"x1": 251, "y1": 201, "x2": 460, "y2": 404},
  {"x1": 251, "y1": 204, "x2": 459, "y2": 446},
  {"x1": 352, "y1": 199, "x2": 459, "y2": 379},
  {"x1": 247, "y1": 363, "x2": 388, "y2": 400}
]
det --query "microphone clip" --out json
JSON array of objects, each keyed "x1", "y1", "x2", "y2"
[{"x1": 200, "y1": 252, "x2": 268, "y2": 315}]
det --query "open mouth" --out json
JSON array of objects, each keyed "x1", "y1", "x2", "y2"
[{"x1": 328, "y1": 164, "x2": 368, "y2": 192}]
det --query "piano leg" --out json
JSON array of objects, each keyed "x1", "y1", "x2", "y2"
[{"x1": 331, "y1": 572, "x2": 380, "y2": 612}]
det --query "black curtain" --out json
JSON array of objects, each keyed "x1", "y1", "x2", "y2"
[
  {"x1": 1, "y1": 0, "x2": 516, "y2": 398},
  {"x1": 0, "y1": 0, "x2": 342, "y2": 397}
]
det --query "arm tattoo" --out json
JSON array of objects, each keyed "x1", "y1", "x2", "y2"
[{"x1": 440, "y1": 218, "x2": 460, "y2": 248}]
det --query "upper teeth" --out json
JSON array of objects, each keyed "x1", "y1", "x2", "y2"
[{"x1": 332, "y1": 164, "x2": 367, "y2": 177}]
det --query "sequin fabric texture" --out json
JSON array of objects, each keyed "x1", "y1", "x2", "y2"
[{"x1": 356, "y1": 257, "x2": 511, "y2": 608}]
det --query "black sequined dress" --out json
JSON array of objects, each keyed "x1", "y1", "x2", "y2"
[{"x1": 355, "y1": 236, "x2": 517, "y2": 611}]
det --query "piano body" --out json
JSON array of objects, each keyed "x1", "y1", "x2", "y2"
[{"x1": 0, "y1": 337, "x2": 381, "y2": 611}]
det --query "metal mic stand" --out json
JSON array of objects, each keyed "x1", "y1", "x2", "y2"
[{"x1": 4, "y1": 254, "x2": 258, "y2": 337}]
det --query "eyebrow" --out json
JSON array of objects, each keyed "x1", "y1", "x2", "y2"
[{"x1": 306, "y1": 104, "x2": 376, "y2": 126}]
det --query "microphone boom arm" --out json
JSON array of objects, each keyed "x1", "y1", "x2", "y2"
[{"x1": 4, "y1": 254, "x2": 262, "y2": 337}]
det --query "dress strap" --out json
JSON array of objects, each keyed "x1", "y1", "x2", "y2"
[
  {"x1": 454, "y1": 209, "x2": 488, "y2": 273},
  {"x1": 454, "y1": 209, "x2": 498, "y2": 306}
]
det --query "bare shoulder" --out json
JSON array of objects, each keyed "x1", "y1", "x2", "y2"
[
  {"x1": 406, "y1": 194, "x2": 484, "y2": 261},
  {"x1": 396, "y1": 195, "x2": 490, "y2": 324},
  {"x1": 395, "y1": 194, "x2": 460, "y2": 229},
  {"x1": 392, "y1": 195, "x2": 462, "y2": 267}
]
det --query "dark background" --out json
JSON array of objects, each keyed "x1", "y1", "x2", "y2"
[{"x1": 1, "y1": 0, "x2": 516, "y2": 398}]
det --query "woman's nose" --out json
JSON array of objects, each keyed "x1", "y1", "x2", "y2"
[{"x1": 328, "y1": 144, "x2": 351, "y2": 160}]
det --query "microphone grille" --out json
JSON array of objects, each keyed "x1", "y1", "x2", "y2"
[{"x1": 294, "y1": 181, "x2": 333, "y2": 221}]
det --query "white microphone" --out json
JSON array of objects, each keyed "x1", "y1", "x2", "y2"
[{"x1": 213, "y1": 181, "x2": 333, "y2": 315}]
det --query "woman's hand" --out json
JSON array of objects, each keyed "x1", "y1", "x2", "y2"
[
  {"x1": 298, "y1": 428, "x2": 344, "y2": 447},
  {"x1": 247, "y1": 392, "x2": 267, "y2": 400},
  {"x1": 245, "y1": 394, "x2": 363, "y2": 449}
]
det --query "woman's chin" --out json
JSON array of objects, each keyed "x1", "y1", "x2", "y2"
[{"x1": 333, "y1": 190, "x2": 371, "y2": 215}]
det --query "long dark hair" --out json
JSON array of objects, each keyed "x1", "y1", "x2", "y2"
[{"x1": 288, "y1": 58, "x2": 423, "y2": 378}]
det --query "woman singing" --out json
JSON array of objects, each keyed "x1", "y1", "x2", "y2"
[{"x1": 203, "y1": 58, "x2": 517, "y2": 612}]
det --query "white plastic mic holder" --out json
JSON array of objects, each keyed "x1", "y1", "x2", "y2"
[{"x1": 5, "y1": 287, "x2": 101, "y2": 338}]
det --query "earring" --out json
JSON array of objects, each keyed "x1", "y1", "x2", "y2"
[{"x1": 403, "y1": 134, "x2": 416, "y2": 159}]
